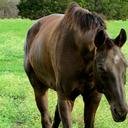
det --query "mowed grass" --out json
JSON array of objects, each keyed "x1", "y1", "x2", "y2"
[{"x1": 0, "y1": 19, "x2": 128, "y2": 128}]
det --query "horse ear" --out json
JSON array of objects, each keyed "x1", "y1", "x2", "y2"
[
  {"x1": 115, "y1": 29, "x2": 127, "y2": 47},
  {"x1": 94, "y1": 30, "x2": 105, "y2": 48}
]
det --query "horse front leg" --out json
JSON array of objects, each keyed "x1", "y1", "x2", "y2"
[
  {"x1": 56, "y1": 91, "x2": 74, "y2": 128},
  {"x1": 82, "y1": 81, "x2": 102, "y2": 128},
  {"x1": 52, "y1": 103, "x2": 61, "y2": 128}
]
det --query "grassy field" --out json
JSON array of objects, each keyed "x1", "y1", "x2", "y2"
[{"x1": 0, "y1": 19, "x2": 128, "y2": 128}]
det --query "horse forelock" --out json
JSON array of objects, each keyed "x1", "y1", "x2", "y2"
[
  {"x1": 106, "y1": 38, "x2": 114, "y2": 51},
  {"x1": 61, "y1": 2, "x2": 107, "y2": 33}
]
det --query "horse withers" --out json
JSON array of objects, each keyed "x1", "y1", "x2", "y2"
[{"x1": 24, "y1": 2, "x2": 128, "y2": 128}]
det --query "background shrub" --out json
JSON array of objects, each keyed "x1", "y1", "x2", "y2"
[{"x1": 17, "y1": 0, "x2": 128, "y2": 20}]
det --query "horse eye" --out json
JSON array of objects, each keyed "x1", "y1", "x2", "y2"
[{"x1": 99, "y1": 67, "x2": 105, "y2": 73}]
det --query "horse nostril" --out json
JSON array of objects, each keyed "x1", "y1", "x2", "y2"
[
  {"x1": 114, "y1": 108, "x2": 127, "y2": 118},
  {"x1": 114, "y1": 108, "x2": 118, "y2": 115}
]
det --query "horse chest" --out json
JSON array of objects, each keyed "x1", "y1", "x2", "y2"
[{"x1": 57, "y1": 57, "x2": 94, "y2": 95}]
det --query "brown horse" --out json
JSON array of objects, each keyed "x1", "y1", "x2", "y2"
[{"x1": 24, "y1": 3, "x2": 128, "y2": 128}]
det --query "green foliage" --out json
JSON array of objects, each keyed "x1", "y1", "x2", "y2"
[
  {"x1": 17, "y1": 0, "x2": 71, "y2": 19},
  {"x1": 84, "y1": 0, "x2": 128, "y2": 20},
  {"x1": 17, "y1": 0, "x2": 128, "y2": 20}
]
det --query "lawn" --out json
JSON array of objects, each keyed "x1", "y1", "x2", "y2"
[{"x1": 0, "y1": 19, "x2": 128, "y2": 128}]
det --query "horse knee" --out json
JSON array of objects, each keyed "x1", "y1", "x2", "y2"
[{"x1": 41, "y1": 115, "x2": 52, "y2": 128}]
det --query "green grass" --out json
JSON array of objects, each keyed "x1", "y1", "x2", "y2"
[{"x1": 0, "y1": 19, "x2": 128, "y2": 128}]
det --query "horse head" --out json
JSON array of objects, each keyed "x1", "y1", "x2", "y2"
[{"x1": 94, "y1": 29, "x2": 128, "y2": 122}]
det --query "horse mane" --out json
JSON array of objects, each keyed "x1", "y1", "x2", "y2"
[{"x1": 61, "y1": 2, "x2": 107, "y2": 33}]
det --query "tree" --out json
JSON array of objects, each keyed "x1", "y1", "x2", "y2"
[
  {"x1": 17, "y1": 0, "x2": 71, "y2": 20},
  {"x1": 17, "y1": 0, "x2": 128, "y2": 20}
]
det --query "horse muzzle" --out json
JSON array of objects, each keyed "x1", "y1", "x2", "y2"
[{"x1": 111, "y1": 106, "x2": 128, "y2": 122}]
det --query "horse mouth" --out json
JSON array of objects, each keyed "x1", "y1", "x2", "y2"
[
  {"x1": 111, "y1": 108, "x2": 127, "y2": 122},
  {"x1": 113, "y1": 116, "x2": 126, "y2": 122}
]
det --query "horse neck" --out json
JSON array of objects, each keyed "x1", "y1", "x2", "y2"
[{"x1": 74, "y1": 29, "x2": 95, "y2": 59}]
